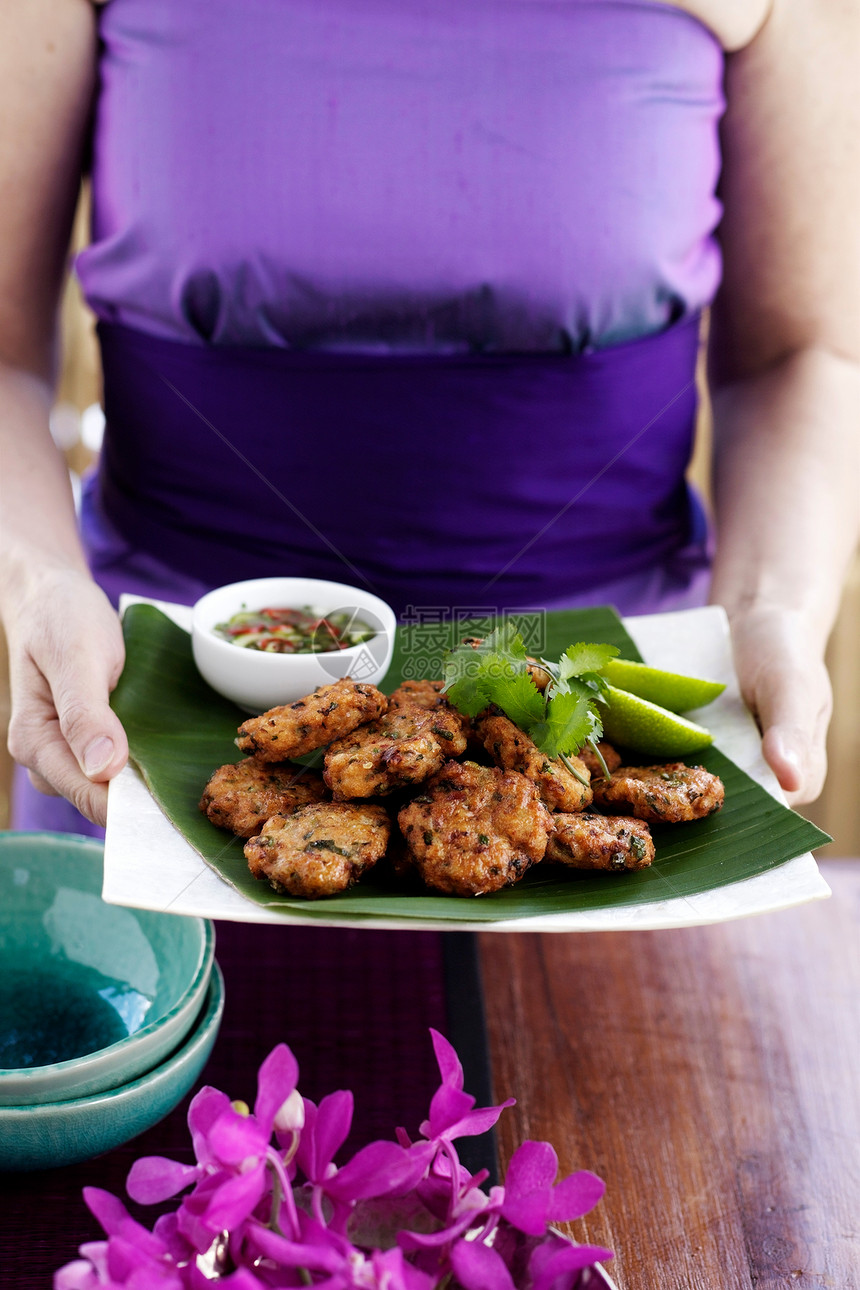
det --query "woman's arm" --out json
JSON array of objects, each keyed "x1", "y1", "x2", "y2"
[
  {"x1": 708, "y1": 0, "x2": 860, "y2": 804},
  {"x1": 0, "y1": 0, "x2": 128, "y2": 825}
]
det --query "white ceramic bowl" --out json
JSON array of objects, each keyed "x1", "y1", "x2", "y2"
[{"x1": 191, "y1": 577, "x2": 396, "y2": 713}]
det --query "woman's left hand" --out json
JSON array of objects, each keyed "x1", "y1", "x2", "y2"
[
  {"x1": 706, "y1": 0, "x2": 860, "y2": 810},
  {"x1": 728, "y1": 605, "x2": 831, "y2": 806}
]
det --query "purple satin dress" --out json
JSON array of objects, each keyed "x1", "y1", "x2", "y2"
[{"x1": 16, "y1": 0, "x2": 725, "y2": 816}]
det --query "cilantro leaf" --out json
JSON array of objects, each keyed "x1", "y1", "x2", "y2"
[
  {"x1": 530, "y1": 690, "x2": 593, "y2": 758},
  {"x1": 586, "y1": 706, "x2": 604, "y2": 744},
  {"x1": 582, "y1": 672, "x2": 612, "y2": 702},
  {"x1": 442, "y1": 627, "x2": 533, "y2": 718},
  {"x1": 443, "y1": 650, "x2": 496, "y2": 716},
  {"x1": 488, "y1": 667, "x2": 546, "y2": 730},
  {"x1": 547, "y1": 675, "x2": 594, "y2": 702},
  {"x1": 559, "y1": 642, "x2": 619, "y2": 680},
  {"x1": 443, "y1": 630, "x2": 543, "y2": 725},
  {"x1": 444, "y1": 627, "x2": 612, "y2": 750},
  {"x1": 481, "y1": 621, "x2": 529, "y2": 662}
]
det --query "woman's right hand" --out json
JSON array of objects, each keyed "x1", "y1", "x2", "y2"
[
  {"x1": 0, "y1": 2, "x2": 110, "y2": 820},
  {"x1": 5, "y1": 567, "x2": 129, "y2": 826}
]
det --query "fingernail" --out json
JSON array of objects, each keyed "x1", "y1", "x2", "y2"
[
  {"x1": 776, "y1": 733, "x2": 802, "y2": 773},
  {"x1": 770, "y1": 730, "x2": 803, "y2": 789},
  {"x1": 83, "y1": 737, "x2": 115, "y2": 777}
]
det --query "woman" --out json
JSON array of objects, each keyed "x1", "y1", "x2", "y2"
[{"x1": 1, "y1": 0, "x2": 858, "y2": 832}]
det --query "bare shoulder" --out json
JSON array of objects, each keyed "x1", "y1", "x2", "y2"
[
  {"x1": 665, "y1": 0, "x2": 771, "y2": 50},
  {"x1": 0, "y1": 0, "x2": 97, "y2": 373},
  {"x1": 710, "y1": 0, "x2": 860, "y2": 379},
  {"x1": 0, "y1": 0, "x2": 96, "y2": 46}
]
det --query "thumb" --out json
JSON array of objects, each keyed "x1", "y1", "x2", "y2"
[
  {"x1": 753, "y1": 657, "x2": 831, "y2": 805},
  {"x1": 54, "y1": 657, "x2": 129, "y2": 783}
]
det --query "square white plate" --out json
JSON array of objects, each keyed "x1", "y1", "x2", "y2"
[{"x1": 103, "y1": 600, "x2": 828, "y2": 930}]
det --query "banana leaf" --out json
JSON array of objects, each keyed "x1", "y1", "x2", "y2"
[{"x1": 110, "y1": 604, "x2": 829, "y2": 924}]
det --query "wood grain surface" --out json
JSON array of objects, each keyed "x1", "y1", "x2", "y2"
[{"x1": 480, "y1": 860, "x2": 860, "y2": 1290}]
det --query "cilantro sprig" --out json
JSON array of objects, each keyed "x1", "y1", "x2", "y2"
[{"x1": 442, "y1": 625, "x2": 619, "y2": 779}]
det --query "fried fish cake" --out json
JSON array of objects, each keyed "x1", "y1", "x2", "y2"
[
  {"x1": 236, "y1": 678, "x2": 388, "y2": 761},
  {"x1": 323, "y1": 702, "x2": 468, "y2": 799},
  {"x1": 389, "y1": 678, "x2": 473, "y2": 741},
  {"x1": 592, "y1": 761, "x2": 725, "y2": 823},
  {"x1": 397, "y1": 760, "x2": 552, "y2": 897},
  {"x1": 475, "y1": 711, "x2": 592, "y2": 812},
  {"x1": 577, "y1": 741, "x2": 622, "y2": 781},
  {"x1": 244, "y1": 802, "x2": 390, "y2": 898},
  {"x1": 547, "y1": 812, "x2": 654, "y2": 871},
  {"x1": 199, "y1": 759, "x2": 327, "y2": 837},
  {"x1": 388, "y1": 679, "x2": 448, "y2": 709}
]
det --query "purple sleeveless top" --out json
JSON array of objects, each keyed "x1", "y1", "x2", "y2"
[
  {"x1": 79, "y1": 0, "x2": 723, "y2": 353},
  {"x1": 75, "y1": 0, "x2": 724, "y2": 618}
]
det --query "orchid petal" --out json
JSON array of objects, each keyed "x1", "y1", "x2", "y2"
[
  {"x1": 373, "y1": 1246, "x2": 436, "y2": 1290},
  {"x1": 254, "y1": 1043, "x2": 300, "y2": 1135},
  {"x1": 398, "y1": 1258, "x2": 436, "y2": 1290},
  {"x1": 504, "y1": 1142, "x2": 558, "y2": 1197},
  {"x1": 427, "y1": 1084, "x2": 474, "y2": 1137},
  {"x1": 529, "y1": 1242, "x2": 614, "y2": 1290},
  {"x1": 126, "y1": 1156, "x2": 201, "y2": 1204},
  {"x1": 296, "y1": 1214, "x2": 355, "y2": 1257},
  {"x1": 546, "y1": 1171, "x2": 606, "y2": 1223},
  {"x1": 251, "y1": 1226, "x2": 344, "y2": 1273},
  {"x1": 186, "y1": 1265, "x2": 265, "y2": 1290},
  {"x1": 312, "y1": 1090, "x2": 354, "y2": 1174},
  {"x1": 176, "y1": 1173, "x2": 232, "y2": 1252},
  {"x1": 450, "y1": 1238, "x2": 516, "y2": 1290},
  {"x1": 200, "y1": 1164, "x2": 266, "y2": 1231},
  {"x1": 53, "y1": 1261, "x2": 103, "y2": 1290},
  {"x1": 430, "y1": 1029, "x2": 464, "y2": 1088},
  {"x1": 499, "y1": 1191, "x2": 549, "y2": 1236},
  {"x1": 76, "y1": 1242, "x2": 109, "y2": 1279},
  {"x1": 187, "y1": 1086, "x2": 233, "y2": 1162},
  {"x1": 295, "y1": 1096, "x2": 319, "y2": 1177},
  {"x1": 208, "y1": 1108, "x2": 268, "y2": 1166},
  {"x1": 82, "y1": 1189, "x2": 163, "y2": 1257},
  {"x1": 216, "y1": 1264, "x2": 266, "y2": 1284},
  {"x1": 215, "y1": 1270, "x2": 268, "y2": 1290},
  {"x1": 127, "y1": 1268, "x2": 184, "y2": 1290},
  {"x1": 396, "y1": 1209, "x2": 481, "y2": 1251},
  {"x1": 440, "y1": 1101, "x2": 515, "y2": 1141},
  {"x1": 152, "y1": 1212, "x2": 193, "y2": 1265},
  {"x1": 107, "y1": 1235, "x2": 175, "y2": 1284},
  {"x1": 81, "y1": 1188, "x2": 134, "y2": 1237},
  {"x1": 297, "y1": 1277, "x2": 350, "y2": 1290},
  {"x1": 326, "y1": 1141, "x2": 430, "y2": 1202}
]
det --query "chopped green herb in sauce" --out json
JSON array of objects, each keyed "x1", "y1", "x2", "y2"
[{"x1": 214, "y1": 606, "x2": 376, "y2": 654}]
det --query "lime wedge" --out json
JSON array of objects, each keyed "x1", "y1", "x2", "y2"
[
  {"x1": 602, "y1": 658, "x2": 725, "y2": 713},
  {"x1": 601, "y1": 685, "x2": 714, "y2": 757}
]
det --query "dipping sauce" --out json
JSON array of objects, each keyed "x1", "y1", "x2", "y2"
[{"x1": 213, "y1": 606, "x2": 376, "y2": 654}]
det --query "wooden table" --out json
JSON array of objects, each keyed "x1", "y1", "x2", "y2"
[
  {"x1": 3, "y1": 864, "x2": 857, "y2": 1288},
  {"x1": 480, "y1": 859, "x2": 860, "y2": 1289}
]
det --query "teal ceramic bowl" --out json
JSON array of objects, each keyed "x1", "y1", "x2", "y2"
[
  {"x1": 0, "y1": 833, "x2": 214, "y2": 1105},
  {"x1": 0, "y1": 961, "x2": 224, "y2": 1171}
]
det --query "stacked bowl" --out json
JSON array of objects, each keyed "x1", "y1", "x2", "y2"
[{"x1": 0, "y1": 832, "x2": 223, "y2": 1171}]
